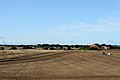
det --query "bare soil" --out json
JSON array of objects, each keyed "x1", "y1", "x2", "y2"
[{"x1": 0, "y1": 50, "x2": 120, "y2": 80}]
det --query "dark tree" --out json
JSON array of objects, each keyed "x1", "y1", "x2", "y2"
[
  {"x1": 23, "y1": 46, "x2": 34, "y2": 49},
  {"x1": 101, "y1": 44, "x2": 107, "y2": 46},
  {"x1": 89, "y1": 47, "x2": 99, "y2": 50},
  {"x1": 11, "y1": 47, "x2": 17, "y2": 50},
  {"x1": 0, "y1": 47, "x2": 4, "y2": 50},
  {"x1": 67, "y1": 46, "x2": 71, "y2": 50}
]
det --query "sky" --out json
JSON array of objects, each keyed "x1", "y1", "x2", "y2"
[{"x1": 0, "y1": 0, "x2": 120, "y2": 45}]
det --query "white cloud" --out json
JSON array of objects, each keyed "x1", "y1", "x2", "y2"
[{"x1": 53, "y1": 17, "x2": 120, "y2": 36}]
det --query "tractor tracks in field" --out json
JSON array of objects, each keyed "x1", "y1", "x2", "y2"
[
  {"x1": 0, "y1": 51, "x2": 72, "y2": 65},
  {"x1": 1, "y1": 51, "x2": 120, "y2": 79}
]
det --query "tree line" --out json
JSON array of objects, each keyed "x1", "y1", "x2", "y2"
[{"x1": 0, "y1": 44, "x2": 120, "y2": 50}]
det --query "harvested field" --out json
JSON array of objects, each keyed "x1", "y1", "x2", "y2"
[{"x1": 0, "y1": 50, "x2": 120, "y2": 80}]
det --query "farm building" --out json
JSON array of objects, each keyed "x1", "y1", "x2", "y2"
[
  {"x1": 89, "y1": 44, "x2": 100, "y2": 50},
  {"x1": 90, "y1": 44, "x2": 110, "y2": 50}
]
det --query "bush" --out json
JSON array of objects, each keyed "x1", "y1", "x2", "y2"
[
  {"x1": 0, "y1": 47, "x2": 4, "y2": 50},
  {"x1": 79, "y1": 46, "x2": 89, "y2": 50},
  {"x1": 11, "y1": 47, "x2": 17, "y2": 50},
  {"x1": 89, "y1": 47, "x2": 99, "y2": 50},
  {"x1": 49, "y1": 47, "x2": 55, "y2": 50},
  {"x1": 23, "y1": 46, "x2": 35, "y2": 49}
]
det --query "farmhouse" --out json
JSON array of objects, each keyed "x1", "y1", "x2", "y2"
[
  {"x1": 89, "y1": 44, "x2": 100, "y2": 50},
  {"x1": 90, "y1": 44, "x2": 110, "y2": 50}
]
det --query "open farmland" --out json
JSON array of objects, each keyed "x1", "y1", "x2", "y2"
[{"x1": 0, "y1": 50, "x2": 120, "y2": 80}]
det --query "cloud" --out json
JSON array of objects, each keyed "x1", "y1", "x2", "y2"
[{"x1": 53, "y1": 17, "x2": 120, "y2": 36}]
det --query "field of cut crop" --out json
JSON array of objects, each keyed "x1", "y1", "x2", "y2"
[{"x1": 0, "y1": 50, "x2": 120, "y2": 80}]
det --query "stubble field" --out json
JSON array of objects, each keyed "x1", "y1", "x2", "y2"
[{"x1": 0, "y1": 50, "x2": 120, "y2": 80}]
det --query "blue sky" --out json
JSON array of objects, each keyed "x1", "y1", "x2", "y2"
[{"x1": 0, "y1": 0, "x2": 120, "y2": 45}]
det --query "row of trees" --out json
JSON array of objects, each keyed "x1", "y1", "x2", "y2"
[
  {"x1": 0, "y1": 44, "x2": 120, "y2": 50},
  {"x1": 0, "y1": 47, "x2": 17, "y2": 50}
]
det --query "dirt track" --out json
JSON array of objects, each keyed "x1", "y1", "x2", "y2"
[{"x1": 0, "y1": 50, "x2": 120, "y2": 80}]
